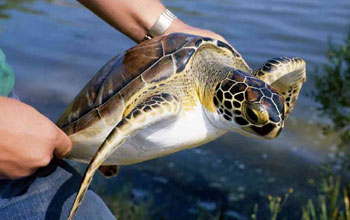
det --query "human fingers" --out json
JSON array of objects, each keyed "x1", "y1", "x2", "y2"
[
  {"x1": 165, "y1": 19, "x2": 231, "y2": 46},
  {"x1": 53, "y1": 126, "x2": 72, "y2": 158}
]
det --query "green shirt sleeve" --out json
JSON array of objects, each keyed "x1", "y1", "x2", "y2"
[{"x1": 0, "y1": 48, "x2": 15, "y2": 97}]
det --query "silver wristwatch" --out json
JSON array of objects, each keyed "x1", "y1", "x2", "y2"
[{"x1": 144, "y1": 9, "x2": 177, "y2": 40}]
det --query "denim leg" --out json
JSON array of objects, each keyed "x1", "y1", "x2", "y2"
[{"x1": 0, "y1": 159, "x2": 116, "y2": 220}]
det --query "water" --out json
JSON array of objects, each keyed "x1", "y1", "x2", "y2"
[{"x1": 1, "y1": 0, "x2": 349, "y2": 218}]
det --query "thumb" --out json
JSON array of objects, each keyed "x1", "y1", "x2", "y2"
[{"x1": 53, "y1": 127, "x2": 72, "y2": 158}]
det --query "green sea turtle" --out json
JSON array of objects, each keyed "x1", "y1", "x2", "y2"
[{"x1": 56, "y1": 33, "x2": 306, "y2": 219}]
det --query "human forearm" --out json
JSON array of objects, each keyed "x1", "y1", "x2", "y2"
[
  {"x1": 78, "y1": 0, "x2": 166, "y2": 42},
  {"x1": 77, "y1": 0, "x2": 228, "y2": 44}
]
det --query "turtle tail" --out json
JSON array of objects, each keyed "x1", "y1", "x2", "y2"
[{"x1": 67, "y1": 129, "x2": 126, "y2": 220}]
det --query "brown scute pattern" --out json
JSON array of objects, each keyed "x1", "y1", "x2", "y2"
[
  {"x1": 227, "y1": 71, "x2": 245, "y2": 82},
  {"x1": 261, "y1": 97, "x2": 280, "y2": 123},
  {"x1": 162, "y1": 33, "x2": 199, "y2": 55},
  {"x1": 216, "y1": 40, "x2": 240, "y2": 57},
  {"x1": 176, "y1": 33, "x2": 206, "y2": 47},
  {"x1": 98, "y1": 42, "x2": 163, "y2": 104},
  {"x1": 57, "y1": 32, "x2": 242, "y2": 132},
  {"x1": 97, "y1": 93, "x2": 124, "y2": 126},
  {"x1": 216, "y1": 89, "x2": 223, "y2": 100},
  {"x1": 245, "y1": 87, "x2": 263, "y2": 102},
  {"x1": 131, "y1": 36, "x2": 164, "y2": 50},
  {"x1": 174, "y1": 48, "x2": 196, "y2": 73},
  {"x1": 195, "y1": 39, "x2": 203, "y2": 47},
  {"x1": 75, "y1": 109, "x2": 102, "y2": 133},
  {"x1": 61, "y1": 123, "x2": 75, "y2": 136},
  {"x1": 272, "y1": 94, "x2": 285, "y2": 117},
  {"x1": 233, "y1": 101, "x2": 241, "y2": 108},
  {"x1": 245, "y1": 77, "x2": 265, "y2": 88},
  {"x1": 57, "y1": 33, "x2": 202, "y2": 130},
  {"x1": 260, "y1": 97, "x2": 273, "y2": 111},
  {"x1": 142, "y1": 55, "x2": 174, "y2": 83},
  {"x1": 224, "y1": 92, "x2": 233, "y2": 100},
  {"x1": 224, "y1": 100, "x2": 233, "y2": 109},
  {"x1": 119, "y1": 76, "x2": 146, "y2": 104},
  {"x1": 261, "y1": 88, "x2": 272, "y2": 98},
  {"x1": 235, "y1": 93, "x2": 244, "y2": 102},
  {"x1": 269, "y1": 86, "x2": 280, "y2": 95},
  {"x1": 221, "y1": 80, "x2": 235, "y2": 91},
  {"x1": 230, "y1": 83, "x2": 247, "y2": 94},
  {"x1": 214, "y1": 71, "x2": 251, "y2": 122},
  {"x1": 56, "y1": 53, "x2": 123, "y2": 128}
]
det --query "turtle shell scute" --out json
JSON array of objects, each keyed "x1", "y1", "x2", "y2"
[{"x1": 56, "y1": 33, "x2": 205, "y2": 131}]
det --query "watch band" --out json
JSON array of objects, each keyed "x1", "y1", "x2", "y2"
[{"x1": 144, "y1": 9, "x2": 177, "y2": 41}]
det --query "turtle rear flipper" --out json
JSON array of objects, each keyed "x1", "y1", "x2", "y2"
[
  {"x1": 253, "y1": 57, "x2": 306, "y2": 118},
  {"x1": 67, "y1": 93, "x2": 181, "y2": 220},
  {"x1": 98, "y1": 165, "x2": 119, "y2": 178}
]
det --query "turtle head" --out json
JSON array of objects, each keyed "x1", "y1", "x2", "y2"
[{"x1": 208, "y1": 69, "x2": 285, "y2": 139}]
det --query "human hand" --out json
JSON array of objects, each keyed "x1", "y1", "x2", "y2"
[
  {"x1": 0, "y1": 97, "x2": 72, "y2": 179},
  {"x1": 165, "y1": 19, "x2": 230, "y2": 45}
]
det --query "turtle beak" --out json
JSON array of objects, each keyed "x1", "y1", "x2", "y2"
[
  {"x1": 242, "y1": 122, "x2": 284, "y2": 139},
  {"x1": 264, "y1": 122, "x2": 284, "y2": 139},
  {"x1": 264, "y1": 126, "x2": 283, "y2": 139}
]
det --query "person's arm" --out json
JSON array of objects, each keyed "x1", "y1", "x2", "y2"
[
  {"x1": 0, "y1": 0, "x2": 227, "y2": 180},
  {"x1": 0, "y1": 97, "x2": 71, "y2": 179},
  {"x1": 77, "y1": 0, "x2": 228, "y2": 44}
]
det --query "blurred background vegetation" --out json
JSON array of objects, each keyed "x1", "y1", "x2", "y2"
[{"x1": 312, "y1": 31, "x2": 350, "y2": 177}]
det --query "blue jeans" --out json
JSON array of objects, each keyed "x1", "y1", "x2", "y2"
[{"x1": 0, "y1": 90, "x2": 116, "y2": 220}]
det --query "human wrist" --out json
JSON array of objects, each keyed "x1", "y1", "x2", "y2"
[
  {"x1": 164, "y1": 19, "x2": 189, "y2": 35},
  {"x1": 143, "y1": 9, "x2": 177, "y2": 40},
  {"x1": 127, "y1": 0, "x2": 168, "y2": 42}
]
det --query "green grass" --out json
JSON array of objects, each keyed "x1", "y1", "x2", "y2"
[
  {"x1": 301, "y1": 177, "x2": 350, "y2": 220},
  {"x1": 302, "y1": 176, "x2": 350, "y2": 220},
  {"x1": 268, "y1": 188, "x2": 294, "y2": 220}
]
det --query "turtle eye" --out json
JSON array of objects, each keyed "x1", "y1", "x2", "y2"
[
  {"x1": 244, "y1": 103, "x2": 268, "y2": 125},
  {"x1": 246, "y1": 108, "x2": 259, "y2": 123}
]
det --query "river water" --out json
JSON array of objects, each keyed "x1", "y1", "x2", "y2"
[{"x1": 1, "y1": 0, "x2": 349, "y2": 219}]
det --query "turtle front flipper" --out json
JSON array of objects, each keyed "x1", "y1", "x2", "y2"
[
  {"x1": 67, "y1": 93, "x2": 182, "y2": 220},
  {"x1": 98, "y1": 165, "x2": 119, "y2": 178},
  {"x1": 252, "y1": 57, "x2": 306, "y2": 118}
]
